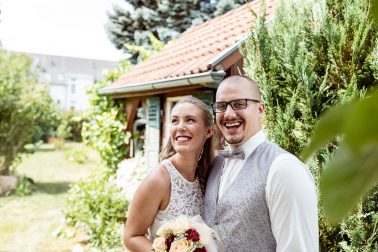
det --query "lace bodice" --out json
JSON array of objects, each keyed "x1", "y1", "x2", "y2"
[{"x1": 149, "y1": 159, "x2": 204, "y2": 239}]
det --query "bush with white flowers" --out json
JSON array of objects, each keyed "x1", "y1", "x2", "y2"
[{"x1": 115, "y1": 152, "x2": 148, "y2": 201}]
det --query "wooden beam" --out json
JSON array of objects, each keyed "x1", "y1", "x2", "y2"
[
  {"x1": 230, "y1": 58, "x2": 244, "y2": 76},
  {"x1": 125, "y1": 98, "x2": 140, "y2": 132},
  {"x1": 217, "y1": 50, "x2": 242, "y2": 70}
]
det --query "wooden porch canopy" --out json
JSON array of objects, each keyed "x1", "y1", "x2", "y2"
[{"x1": 99, "y1": 0, "x2": 275, "y2": 99}]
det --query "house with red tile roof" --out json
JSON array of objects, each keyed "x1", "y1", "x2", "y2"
[{"x1": 101, "y1": 0, "x2": 275, "y2": 168}]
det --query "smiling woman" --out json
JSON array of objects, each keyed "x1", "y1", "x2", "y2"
[{"x1": 123, "y1": 96, "x2": 216, "y2": 252}]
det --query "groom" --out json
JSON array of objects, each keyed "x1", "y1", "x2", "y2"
[{"x1": 204, "y1": 76, "x2": 319, "y2": 251}]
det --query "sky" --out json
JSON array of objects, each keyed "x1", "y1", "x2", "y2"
[{"x1": 0, "y1": 0, "x2": 128, "y2": 61}]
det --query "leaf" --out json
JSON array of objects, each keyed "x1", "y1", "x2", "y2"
[
  {"x1": 372, "y1": 0, "x2": 378, "y2": 27},
  {"x1": 321, "y1": 144, "x2": 378, "y2": 223},
  {"x1": 301, "y1": 103, "x2": 352, "y2": 160},
  {"x1": 321, "y1": 90, "x2": 378, "y2": 223},
  {"x1": 302, "y1": 89, "x2": 378, "y2": 223},
  {"x1": 343, "y1": 90, "x2": 378, "y2": 152}
]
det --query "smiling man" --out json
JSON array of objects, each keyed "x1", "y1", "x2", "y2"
[{"x1": 204, "y1": 76, "x2": 319, "y2": 252}]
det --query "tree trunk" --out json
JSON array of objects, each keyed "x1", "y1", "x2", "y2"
[
  {"x1": 0, "y1": 147, "x2": 15, "y2": 176},
  {"x1": 0, "y1": 161, "x2": 10, "y2": 176}
]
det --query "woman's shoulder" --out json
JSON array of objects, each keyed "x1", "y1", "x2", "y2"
[{"x1": 142, "y1": 162, "x2": 171, "y2": 190}]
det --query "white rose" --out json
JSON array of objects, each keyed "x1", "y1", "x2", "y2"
[
  {"x1": 156, "y1": 222, "x2": 173, "y2": 237},
  {"x1": 171, "y1": 216, "x2": 190, "y2": 235},
  {"x1": 152, "y1": 237, "x2": 167, "y2": 252},
  {"x1": 169, "y1": 239, "x2": 193, "y2": 252}
]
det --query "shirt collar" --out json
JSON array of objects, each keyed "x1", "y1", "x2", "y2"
[{"x1": 228, "y1": 130, "x2": 266, "y2": 158}]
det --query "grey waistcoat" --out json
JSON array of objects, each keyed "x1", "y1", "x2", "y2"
[{"x1": 204, "y1": 141, "x2": 285, "y2": 252}]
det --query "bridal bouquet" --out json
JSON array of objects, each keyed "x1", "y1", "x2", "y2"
[{"x1": 152, "y1": 215, "x2": 220, "y2": 252}]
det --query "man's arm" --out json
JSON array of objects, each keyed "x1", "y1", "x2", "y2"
[{"x1": 266, "y1": 153, "x2": 319, "y2": 252}]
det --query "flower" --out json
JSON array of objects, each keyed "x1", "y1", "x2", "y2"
[
  {"x1": 152, "y1": 216, "x2": 218, "y2": 252},
  {"x1": 185, "y1": 228, "x2": 200, "y2": 242},
  {"x1": 169, "y1": 239, "x2": 193, "y2": 252},
  {"x1": 170, "y1": 216, "x2": 190, "y2": 235},
  {"x1": 152, "y1": 237, "x2": 167, "y2": 252},
  {"x1": 191, "y1": 221, "x2": 212, "y2": 244},
  {"x1": 165, "y1": 234, "x2": 175, "y2": 251},
  {"x1": 157, "y1": 222, "x2": 173, "y2": 237}
]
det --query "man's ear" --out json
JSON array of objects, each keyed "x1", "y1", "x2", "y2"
[{"x1": 258, "y1": 103, "x2": 265, "y2": 115}]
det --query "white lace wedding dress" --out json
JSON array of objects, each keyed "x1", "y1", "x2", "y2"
[{"x1": 148, "y1": 159, "x2": 203, "y2": 240}]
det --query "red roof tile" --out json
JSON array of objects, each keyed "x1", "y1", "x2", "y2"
[{"x1": 110, "y1": 0, "x2": 275, "y2": 89}]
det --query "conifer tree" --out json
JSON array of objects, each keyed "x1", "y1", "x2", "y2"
[
  {"x1": 106, "y1": 0, "x2": 245, "y2": 61},
  {"x1": 244, "y1": 0, "x2": 378, "y2": 250}
]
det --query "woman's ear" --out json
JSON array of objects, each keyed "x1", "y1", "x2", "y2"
[{"x1": 205, "y1": 127, "x2": 214, "y2": 139}]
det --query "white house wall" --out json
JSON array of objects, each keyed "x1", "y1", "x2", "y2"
[{"x1": 27, "y1": 52, "x2": 117, "y2": 111}]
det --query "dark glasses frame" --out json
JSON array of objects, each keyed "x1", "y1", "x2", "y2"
[{"x1": 211, "y1": 98, "x2": 261, "y2": 113}]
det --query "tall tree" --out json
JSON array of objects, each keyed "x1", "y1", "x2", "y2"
[
  {"x1": 0, "y1": 50, "x2": 59, "y2": 175},
  {"x1": 106, "y1": 0, "x2": 246, "y2": 61},
  {"x1": 243, "y1": 0, "x2": 378, "y2": 250}
]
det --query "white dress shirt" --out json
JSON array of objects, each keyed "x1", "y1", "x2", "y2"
[{"x1": 218, "y1": 130, "x2": 319, "y2": 252}]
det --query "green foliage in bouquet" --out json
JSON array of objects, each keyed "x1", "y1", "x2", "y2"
[{"x1": 243, "y1": 0, "x2": 378, "y2": 250}]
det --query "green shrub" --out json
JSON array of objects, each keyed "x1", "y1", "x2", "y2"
[
  {"x1": 65, "y1": 48, "x2": 163, "y2": 250},
  {"x1": 56, "y1": 120, "x2": 72, "y2": 140},
  {"x1": 31, "y1": 109, "x2": 61, "y2": 143},
  {"x1": 62, "y1": 110, "x2": 88, "y2": 142},
  {"x1": 68, "y1": 116, "x2": 86, "y2": 142},
  {"x1": 64, "y1": 170, "x2": 128, "y2": 249},
  {"x1": 55, "y1": 111, "x2": 88, "y2": 142},
  {"x1": 0, "y1": 50, "x2": 59, "y2": 175},
  {"x1": 82, "y1": 61, "x2": 132, "y2": 172},
  {"x1": 338, "y1": 187, "x2": 378, "y2": 251},
  {"x1": 6, "y1": 176, "x2": 34, "y2": 196},
  {"x1": 82, "y1": 108, "x2": 131, "y2": 173},
  {"x1": 243, "y1": 0, "x2": 378, "y2": 250}
]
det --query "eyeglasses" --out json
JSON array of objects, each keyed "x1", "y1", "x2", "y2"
[{"x1": 211, "y1": 98, "x2": 261, "y2": 113}]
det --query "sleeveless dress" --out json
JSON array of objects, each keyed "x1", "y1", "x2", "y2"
[{"x1": 148, "y1": 159, "x2": 204, "y2": 240}]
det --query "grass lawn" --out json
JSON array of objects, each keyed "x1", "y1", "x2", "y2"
[{"x1": 0, "y1": 142, "x2": 100, "y2": 252}]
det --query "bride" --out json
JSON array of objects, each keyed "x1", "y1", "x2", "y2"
[{"x1": 123, "y1": 96, "x2": 215, "y2": 251}]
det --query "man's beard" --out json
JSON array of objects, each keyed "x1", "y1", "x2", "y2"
[{"x1": 225, "y1": 135, "x2": 243, "y2": 145}]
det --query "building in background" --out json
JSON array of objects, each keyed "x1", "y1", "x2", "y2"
[{"x1": 28, "y1": 53, "x2": 117, "y2": 111}]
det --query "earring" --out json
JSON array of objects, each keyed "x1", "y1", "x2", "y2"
[{"x1": 198, "y1": 148, "x2": 204, "y2": 161}]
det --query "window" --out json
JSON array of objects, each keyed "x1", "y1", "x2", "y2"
[
  {"x1": 164, "y1": 96, "x2": 184, "y2": 141},
  {"x1": 71, "y1": 83, "x2": 76, "y2": 94}
]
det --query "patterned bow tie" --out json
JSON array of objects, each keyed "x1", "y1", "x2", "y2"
[{"x1": 218, "y1": 146, "x2": 245, "y2": 160}]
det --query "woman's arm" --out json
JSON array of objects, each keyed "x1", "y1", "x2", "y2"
[{"x1": 123, "y1": 164, "x2": 170, "y2": 252}]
